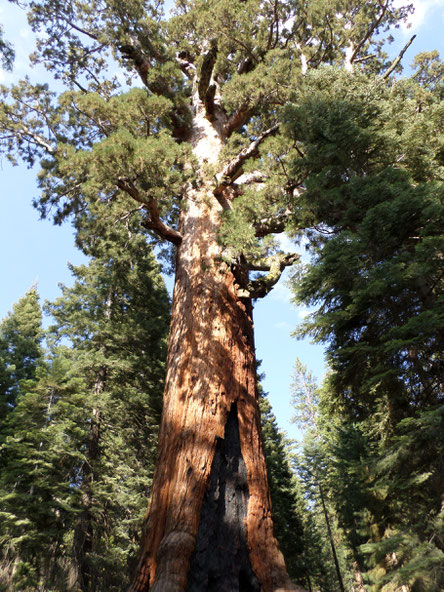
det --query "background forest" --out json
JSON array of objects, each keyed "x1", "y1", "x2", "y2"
[{"x1": 0, "y1": 0, "x2": 443, "y2": 591}]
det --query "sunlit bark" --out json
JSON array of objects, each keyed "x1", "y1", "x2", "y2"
[{"x1": 130, "y1": 110, "x2": 304, "y2": 592}]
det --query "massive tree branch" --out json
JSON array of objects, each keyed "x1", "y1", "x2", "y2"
[
  {"x1": 237, "y1": 252, "x2": 300, "y2": 299},
  {"x1": 223, "y1": 104, "x2": 253, "y2": 138},
  {"x1": 214, "y1": 124, "x2": 279, "y2": 196},
  {"x1": 176, "y1": 51, "x2": 196, "y2": 79},
  {"x1": 116, "y1": 179, "x2": 183, "y2": 245},
  {"x1": 381, "y1": 35, "x2": 416, "y2": 80},
  {"x1": 198, "y1": 44, "x2": 218, "y2": 118},
  {"x1": 235, "y1": 171, "x2": 267, "y2": 185},
  {"x1": 118, "y1": 41, "x2": 191, "y2": 139},
  {"x1": 119, "y1": 42, "x2": 152, "y2": 88},
  {"x1": 254, "y1": 208, "x2": 293, "y2": 237},
  {"x1": 346, "y1": 0, "x2": 389, "y2": 69}
]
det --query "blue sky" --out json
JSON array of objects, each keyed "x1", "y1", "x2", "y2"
[{"x1": 0, "y1": 0, "x2": 443, "y2": 437}]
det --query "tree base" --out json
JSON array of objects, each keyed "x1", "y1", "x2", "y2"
[{"x1": 186, "y1": 403, "x2": 261, "y2": 592}]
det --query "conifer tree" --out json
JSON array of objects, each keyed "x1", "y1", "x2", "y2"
[
  {"x1": 291, "y1": 360, "x2": 350, "y2": 592},
  {"x1": 0, "y1": 353, "x2": 87, "y2": 591},
  {"x1": 0, "y1": 287, "x2": 43, "y2": 420},
  {"x1": 45, "y1": 214, "x2": 170, "y2": 591},
  {"x1": 0, "y1": 1, "x2": 426, "y2": 589},
  {"x1": 258, "y1": 387, "x2": 306, "y2": 586},
  {"x1": 0, "y1": 216, "x2": 170, "y2": 592},
  {"x1": 286, "y1": 50, "x2": 443, "y2": 592}
]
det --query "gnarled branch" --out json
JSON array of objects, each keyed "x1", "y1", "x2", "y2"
[
  {"x1": 119, "y1": 42, "x2": 152, "y2": 89},
  {"x1": 237, "y1": 252, "x2": 300, "y2": 298},
  {"x1": 214, "y1": 124, "x2": 279, "y2": 196},
  {"x1": 116, "y1": 179, "x2": 183, "y2": 245},
  {"x1": 198, "y1": 43, "x2": 218, "y2": 118},
  {"x1": 176, "y1": 51, "x2": 196, "y2": 79},
  {"x1": 254, "y1": 208, "x2": 293, "y2": 237},
  {"x1": 235, "y1": 171, "x2": 267, "y2": 185},
  {"x1": 223, "y1": 104, "x2": 253, "y2": 138}
]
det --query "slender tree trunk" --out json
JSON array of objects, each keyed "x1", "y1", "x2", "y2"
[
  {"x1": 131, "y1": 112, "x2": 304, "y2": 592},
  {"x1": 72, "y1": 291, "x2": 112, "y2": 591},
  {"x1": 72, "y1": 405, "x2": 101, "y2": 592},
  {"x1": 318, "y1": 482, "x2": 345, "y2": 592}
]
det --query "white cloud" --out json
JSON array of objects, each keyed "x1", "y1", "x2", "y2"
[
  {"x1": 274, "y1": 321, "x2": 292, "y2": 330},
  {"x1": 395, "y1": 0, "x2": 444, "y2": 34}
]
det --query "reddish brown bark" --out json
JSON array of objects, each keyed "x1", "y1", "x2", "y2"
[{"x1": 130, "y1": 111, "x2": 305, "y2": 592}]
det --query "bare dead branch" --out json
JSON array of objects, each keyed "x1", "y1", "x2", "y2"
[{"x1": 381, "y1": 35, "x2": 416, "y2": 80}]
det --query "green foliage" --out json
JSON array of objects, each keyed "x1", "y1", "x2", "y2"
[
  {"x1": 0, "y1": 288, "x2": 43, "y2": 420},
  {"x1": 0, "y1": 339, "x2": 86, "y2": 591},
  {"x1": 0, "y1": 217, "x2": 170, "y2": 591},
  {"x1": 285, "y1": 61, "x2": 444, "y2": 591},
  {"x1": 259, "y1": 387, "x2": 306, "y2": 584},
  {"x1": 287, "y1": 67, "x2": 444, "y2": 416},
  {"x1": 0, "y1": 1, "x2": 442, "y2": 590},
  {"x1": 0, "y1": 24, "x2": 14, "y2": 71},
  {"x1": 290, "y1": 360, "x2": 353, "y2": 592}
]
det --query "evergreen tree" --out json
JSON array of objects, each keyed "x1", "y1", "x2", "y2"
[
  {"x1": 291, "y1": 360, "x2": 351, "y2": 592},
  {"x1": 0, "y1": 1, "x2": 429, "y2": 589},
  {"x1": 285, "y1": 54, "x2": 443, "y2": 592},
  {"x1": 46, "y1": 215, "x2": 170, "y2": 592},
  {"x1": 0, "y1": 287, "x2": 44, "y2": 420},
  {"x1": 0, "y1": 215, "x2": 170, "y2": 592},
  {"x1": 0, "y1": 354, "x2": 87, "y2": 592},
  {"x1": 288, "y1": 65, "x2": 443, "y2": 416},
  {"x1": 258, "y1": 386, "x2": 306, "y2": 586}
]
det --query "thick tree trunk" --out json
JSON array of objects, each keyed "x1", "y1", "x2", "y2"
[{"x1": 130, "y1": 112, "x2": 304, "y2": 592}]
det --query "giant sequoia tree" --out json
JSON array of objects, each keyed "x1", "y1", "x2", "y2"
[{"x1": 0, "y1": 1, "x2": 418, "y2": 590}]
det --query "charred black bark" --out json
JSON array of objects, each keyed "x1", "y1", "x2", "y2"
[{"x1": 186, "y1": 403, "x2": 261, "y2": 592}]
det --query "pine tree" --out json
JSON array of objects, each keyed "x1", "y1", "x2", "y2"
[
  {"x1": 288, "y1": 65, "x2": 443, "y2": 416},
  {"x1": 0, "y1": 216, "x2": 170, "y2": 592},
  {"x1": 291, "y1": 360, "x2": 351, "y2": 592},
  {"x1": 285, "y1": 53, "x2": 443, "y2": 592},
  {"x1": 0, "y1": 1, "x2": 426, "y2": 589},
  {"x1": 0, "y1": 290, "x2": 84, "y2": 591},
  {"x1": 258, "y1": 386, "x2": 306, "y2": 586},
  {"x1": 0, "y1": 287, "x2": 44, "y2": 420},
  {"x1": 45, "y1": 214, "x2": 170, "y2": 591}
]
